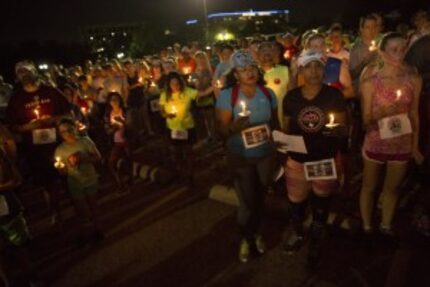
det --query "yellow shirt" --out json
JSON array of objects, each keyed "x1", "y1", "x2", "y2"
[
  {"x1": 263, "y1": 65, "x2": 289, "y2": 129},
  {"x1": 159, "y1": 87, "x2": 198, "y2": 130}
]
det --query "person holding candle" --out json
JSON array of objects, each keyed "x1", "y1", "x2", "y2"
[
  {"x1": 192, "y1": 51, "x2": 217, "y2": 144},
  {"x1": 158, "y1": 72, "x2": 202, "y2": 185},
  {"x1": 216, "y1": 50, "x2": 279, "y2": 263},
  {"x1": 349, "y1": 14, "x2": 379, "y2": 86},
  {"x1": 6, "y1": 61, "x2": 71, "y2": 225},
  {"x1": 54, "y1": 118, "x2": 103, "y2": 246},
  {"x1": 104, "y1": 92, "x2": 132, "y2": 193},
  {"x1": 177, "y1": 47, "x2": 197, "y2": 77},
  {"x1": 258, "y1": 41, "x2": 290, "y2": 129},
  {"x1": 359, "y1": 32, "x2": 423, "y2": 237},
  {"x1": 281, "y1": 50, "x2": 348, "y2": 268}
]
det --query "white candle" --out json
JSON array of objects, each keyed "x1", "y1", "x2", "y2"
[
  {"x1": 215, "y1": 80, "x2": 222, "y2": 88},
  {"x1": 325, "y1": 113, "x2": 339, "y2": 128},
  {"x1": 34, "y1": 108, "x2": 40, "y2": 120},
  {"x1": 238, "y1": 101, "x2": 251, "y2": 117},
  {"x1": 369, "y1": 40, "x2": 377, "y2": 52},
  {"x1": 171, "y1": 105, "x2": 178, "y2": 115},
  {"x1": 54, "y1": 157, "x2": 65, "y2": 169},
  {"x1": 395, "y1": 89, "x2": 402, "y2": 101}
]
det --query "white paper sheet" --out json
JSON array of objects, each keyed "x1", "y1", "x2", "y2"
[
  {"x1": 378, "y1": 113, "x2": 412, "y2": 140},
  {"x1": 272, "y1": 130, "x2": 308, "y2": 154}
]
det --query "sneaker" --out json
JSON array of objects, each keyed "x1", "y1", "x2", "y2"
[
  {"x1": 253, "y1": 235, "x2": 266, "y2": 255},
  {"x1": 282, "y1": 232, "x2": 304, "y2": 254},
  {"x1": 238, "y1": 239, "x2": 250, "y2": 263},
  {"x1": 379, "y1": 225, "x2": 395, "y2": 236}
]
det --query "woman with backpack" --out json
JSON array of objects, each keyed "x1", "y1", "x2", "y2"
[{"x1": 215, "y1": 50, "x2": 279, "y2": 263}]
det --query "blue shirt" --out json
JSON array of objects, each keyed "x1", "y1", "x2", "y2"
[{"x1": 216, "y1": 86, "x2": 277, "y2": 158}]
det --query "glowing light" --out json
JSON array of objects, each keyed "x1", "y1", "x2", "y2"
[
  {"x1": 325, "y1": 113, "x2": 339, "y2": 128},
  {"x1": 116, "y1": 52, "x2": 125, "y2": 59},
  {"x1": 215, "y1": 31, "x2": 235, "y2": 41}
]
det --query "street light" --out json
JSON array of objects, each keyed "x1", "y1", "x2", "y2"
[{"x1": 203, "y1": 0, "x2": 209, "y2": 44}]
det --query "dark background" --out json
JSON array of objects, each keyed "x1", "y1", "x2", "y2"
[{"x1": 0, "y1": 0, "x2": 429, "y2": 80}]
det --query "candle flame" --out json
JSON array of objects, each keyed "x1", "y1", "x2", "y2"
[
  {"x1": 329, "y1": 113, "x2": 335, "y2": 125},
  {"x1": 396, "y1": 89, "x2": 402, "y2": 98}
]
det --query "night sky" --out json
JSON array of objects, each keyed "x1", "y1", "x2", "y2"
[{"x1": 1, "y1": 0, "x2": 429, "y2": 44}]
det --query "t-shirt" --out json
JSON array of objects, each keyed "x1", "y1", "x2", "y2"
[
  {"x1": 194, "y1": 69, "x2": 214, "y2": 107},
  {"x1": 5, "y1": 85, "x2": 70, "y2": 147},
  {"x1": 178, "y1": 58, "x2": 197, "y2": 74},
  {"x1": 328, "y1": 49, "x2": 350, "y2": 62},
  {"x1": 54, "y1": 137, "x2": 98, "y2": 190},
  {"x1": 213, "y1": 62, "x2": 232, "y2": 80},
  {"x1": 263, "y1": 65, "x2": 289, "y2": 129},
  {"x1": 159, "y1": 87, "x2": 198, "y2": 130},
  {"x1": 216, "y1": 86, "x2": 277, "y2": 158},
  {"x1": 283, "y1": 85, "x2": 346, "y2": 163}
]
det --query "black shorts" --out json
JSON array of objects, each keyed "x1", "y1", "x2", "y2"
[{"x1": 166, "y1": 128, "x2": 197, "y2": 146}]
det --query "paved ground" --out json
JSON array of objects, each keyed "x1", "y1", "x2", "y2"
[{"x1": 9, "y1": 137, "x2": 430, "y2": 287}]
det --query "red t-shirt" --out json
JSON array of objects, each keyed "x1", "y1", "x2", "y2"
[
  {"x1": 177, "y1": 58, "x2": 197, "y2": 74},
  {"x1": 6, "y1": 85, "x2": 70, "y2": 146}
]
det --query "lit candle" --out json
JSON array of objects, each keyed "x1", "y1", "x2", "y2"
[
  {"x1": 325, "y1": 113, "x2": 339, "y2": 128},
  {"x1": 238, "y1": 101, "x2": 251, "y2": 117},
  {"x1": 150, "y1": 81, "x2": 157, "y2": 88},
  {"x1": 171, "y1": 105, "x2": 178, "y2": 115},
  {"x1": 369, "y1": 40, "x2": 377, "y2": 52},
  {"x1": 54, "y1": 157, "x2": 65, "y2": 169},
  {"x1": 182, "y1": 67, "x2": 191, "y2": 75},
  {"x1": 215, "y1": 80, "x2": 223, "y2": 88},
  {"x1": 138, "y1": 77, "x2": 143, "y2": 83},
  {"x1": 284, "y1": 50, "x2": 291, "y2": 60},
  {"x1": 81, "y1": 107, "x2": 88, "y2": 115},
  {"x1": 34, "y1": 108, "x2": 40, "y2": 120},
  {"x1": 395, "y1": 89, "x2": 402, "y2": 101}
]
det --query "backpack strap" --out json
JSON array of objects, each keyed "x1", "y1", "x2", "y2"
[{"x1": 231, "y1": 85, "x2": 240, "y2": 108}]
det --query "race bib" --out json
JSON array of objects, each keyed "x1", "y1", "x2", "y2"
[
  {"x1": 150, "y1": 99, "x2": 160, "y2": 112},
  {"x1": 171, "y1": 130, "x2": 188, "y2": 140},
  {"x1": 32, "y1": 128, "x2": 57, "y2": 145},
  {"x1": 378, "y1": 113, "x2": 412, "y2": 140},
  {"x1": 304, "y1": 158, "x2": 337, "y2": 181},
  {"x1": 241, "y1": 124, "x2": 270, "y2": 149}
]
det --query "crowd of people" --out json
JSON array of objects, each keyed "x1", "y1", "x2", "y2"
[{"x1": 0, "y1": 8, "x2": 430, "y2": 285}]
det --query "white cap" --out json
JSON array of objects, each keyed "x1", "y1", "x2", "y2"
[{"x1": 297, "y1": 50, "x2": 325, "y2": 67}]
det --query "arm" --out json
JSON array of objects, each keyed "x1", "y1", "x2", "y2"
[
  {"x1": 360, "y1": 75, "x2": 375, "y2": 129},
  {"x1": 215, "y1": 108, "x2": 233, "y2": 139},
  {"x1": 410, "y1": 71, "x2": 423, "y2": 163},
  {"x1": 340, "y1": 60, "x2": 355, "y2": 99}
]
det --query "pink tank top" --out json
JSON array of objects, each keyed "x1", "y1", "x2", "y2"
[{"x1": 363, "y1": 74, "x2": 414, "y2": 155}]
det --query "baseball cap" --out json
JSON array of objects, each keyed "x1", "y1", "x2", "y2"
[
  {"x1": 229, "y1": 50, "x2": 257, "y2": 70},
  {"x1": 15, "y1": 61, "x2": 37, "y2": 75},
  {"x1": 297, "y1": 50, "x2": 325, "y2": 67}
]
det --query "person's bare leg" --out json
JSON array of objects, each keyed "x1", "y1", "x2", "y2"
[
  {"x1": 359, "y1": 159, "x2": 383, "y2": 231},
  {"x1": 380, "y1": 161, "x2": 408, "y2": 230}
]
